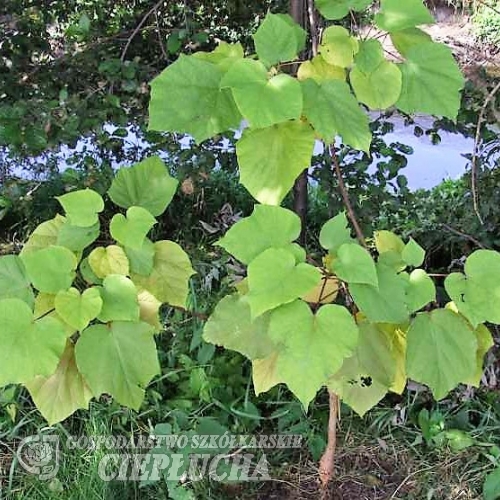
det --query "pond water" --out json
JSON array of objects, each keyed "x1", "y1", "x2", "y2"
[
  {"x1": 5, "y1": 116, "x2": 477, "y2": 192},
  {"x1": 381, "y1": 118, "x2": 474, "y2": 190}
]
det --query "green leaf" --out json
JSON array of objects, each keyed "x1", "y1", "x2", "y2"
[
  {"x1": 484, "y1": 468, "x2": 500, "y2": 500},
  {"x1": 396, "y1": 42, "x2": 464, "y2": 120},
  {"x1": 252, "y1": 13, "x2": 306, "y2": 67},
  {"x1": 351, "y1": 40, "x2": 402, "y2": 109},
  {"x1": 89, "y1": 245, "x2": 129, "y2": 279},
  {"x1": 55, "y1": 287, "x2": 103, "y2": 331},
  {"x1": 319, "y1": 26, "x2": 359, "y2": 68},
  {"x1": 57, "y1": 221, "x2": 99, "y2": 252},
  {"x1": 445, "y1": 250, "x2": 500, "y2": 327},
  {"x1": 332, "y1": 243, "x2": 378, "y2": 286},
  {"x1": 328, "y1": 353, "x2": 389, "y2": 417},
  {"x1": 236, "y1": 121, "x2": 315, "y2": 205},
  {"x1": 315, "y1": 0, "x2": 371, "y2": 20},
  {"x1": 132, "y1": 241, "x2": 195, "y2": 308},
  {"x1": 0, "y1": 299, "x2": 67, "y2": 386},
  {"x1": 217, "y1": 205, "x2": 301, "y2": 265},
  {"x1": 374, "y1": 230, "x2": 406, "y2": 270},
  {"x1": 298, "y1": 55, "x2": 345, "y2": 83},
  {"x1": 245, "y1": 248, "x2": 321, "y2": 319},
  {"x1": 193, "y1": 42, "x2": 244, "y2": 71},
  {"x1": 221, "y1": 59, "x2": 302, "y2": 129},
  {"x1": 108, "y1": 156, "x2": 178, "y2": 217},
  {"x1": 25, "y1": 342, "x2": 93, "y2": 425},
  {"x1": 319, "y1": 212, "x2": 355, "y2": 253},
  {"x1": 124, "y1": 239, "x2": 155, "y2": 276},
  {"x1": 21, "y1": 215, "x2": 65, "y2": 255},
  {"x1": 56, "y1": 189, "x2": 104, "y2": 227},
  {"x1": 203, "y1": 294, "x2": 275, "y2": 360},
  {"x1": 302, "y1": 79, "x2": 371, "y2": 151},
  {"x1": 97, "y1": 275, "x2": 139, "y2": 323},
  {"x1": 110, "y1": 206, "x2": 156, "y2": 250},
  {"x1": 402, "y1": 237, "x2": 425, "y2": 267},
  {"x1": 406, "y1": 309, "x2": 477, "y2": 399},
  {"x1": 138, "y1": 289, "x2": 162, "y2": 333},
  {"x1": 268, "y1": 300, "x2": 359, "y2": 408},
  {"x1": 80, "y1": 258, "x2": 102, "y2": 285},
  {"x1": 390, "y1": 28, "x2": 432, "y2": 56},
  {"x1": 0, "y1": 255, "x2": 34, "y2": 307},
  {"x1": 375, "y1": 0, "x2": 434, "y2": 32},
  {"x1": 350, "y1": 263, "x2": 409, "y2": 324},
  {"x1": 461, "y1": 324, "x2": 493, "y2": 387},
  {"x1": 75, "y1": 321, "x2": 159, "y2": 410},
  {"x1": 149, "y1": 55, "x2": 242, "y2": 143},
  {"x1": 21, "y1": 246, "x2": 77, "y2": 294},
  {"x1": 403, "y1": 269, "x2": 436, "y2": 313},
  {"x1": 357, "y1": 321, "x2": 398, "y2": 387},
  {"x1": 252, "y1": 352, "x2": 285, "y2": 395},
  {"x1": 34, "y1": 293, "x2": 75, "y2": 336}
]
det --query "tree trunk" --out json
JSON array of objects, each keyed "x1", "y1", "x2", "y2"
[{"x1": 289, "y1": 0, "x2": 308, "y2": 245}]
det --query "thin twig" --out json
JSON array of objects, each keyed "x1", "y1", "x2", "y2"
[
  {"x1": 329, "y1": 144, "x2": 367, "y2": 248},
  {"x1": 441, "y1": 223, "x2": 488, "y2": 249},
  {"x1": 389, "y1": 465, "x2": 435, "y2": 499},
  {"x1": 154, "y1": 8, "x2": 168, "y2": 60},
  {"x1": 171, "y1": 305, "x2": 208, "y2": 321},
  {"x1": 471, "y1": 79, "x2": 500, "y2": 224},
  {"x1": 120, "y1": 0, "x2": 165, "y2": 62},
  {"x1": 35, "y1": 308, "x2": 56, "y2": 321}
]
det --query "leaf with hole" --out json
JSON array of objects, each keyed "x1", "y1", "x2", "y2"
[{"x1": 267, "y1": 300, "x2": 359, "y2": 408}]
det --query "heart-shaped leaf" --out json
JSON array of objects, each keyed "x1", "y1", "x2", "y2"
[
  {"x1": 110, "y1": 206, "x2": 156, "y2": 249},
  {"x1": 55, "y1": 287, "x2": 103, "y2": 331}
]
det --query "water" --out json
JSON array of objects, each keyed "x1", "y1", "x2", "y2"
[
  {"x1": 3, "y1": 118, "x2": 477, "y2": 192},
  {"x1": 382, "y1": 117, "x2": 475, "y2": 190}
]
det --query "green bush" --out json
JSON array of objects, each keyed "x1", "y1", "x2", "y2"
[{"x1": 473, "y1": 0, "x2": 500, "y2": 45}]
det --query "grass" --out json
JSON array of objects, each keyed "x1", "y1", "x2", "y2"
[{"x1": 1, "y1": 380, "x2": 499, "y2": 499}]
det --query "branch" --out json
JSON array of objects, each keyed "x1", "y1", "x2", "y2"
[
  {"x1": 319, "y1": 390, "x2": 339, "y2": 494},
  {"x1": 171, "y1": 305, "x2": 208, "y2": 321},
  {"x1": 307, "y1": 0, "x2": 319, "y2": 57},
  {"x1": 475, "y1": 0, "x2": 500, "y2": 17},
  {"x1": 329, "y1": 144, "x2": 367, "y2": 248},
  {"x1": 441, "y1": 223, "x2": 489, "y2": 249},
  {"x1": 471, "y1": 79, "x2": 500, "y2": 224},
  {"x1": 121, "y1": 0, "x2": 166, "y2": 62}
]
